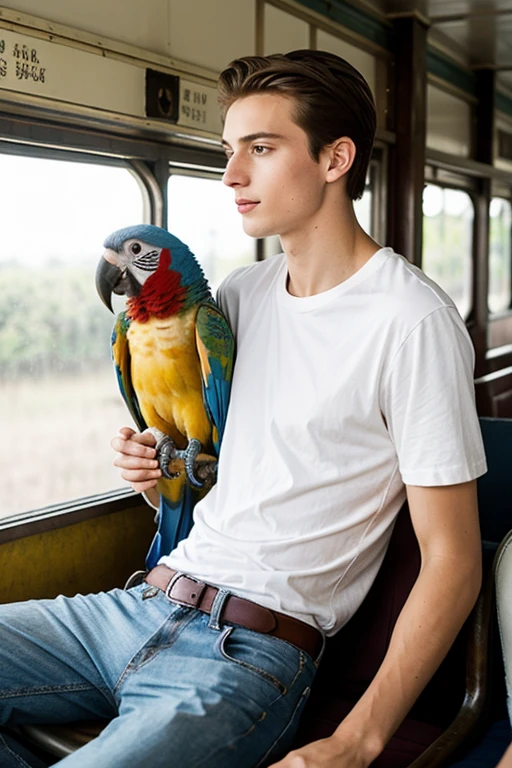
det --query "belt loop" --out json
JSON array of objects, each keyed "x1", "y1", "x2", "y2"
[{"x1": 208, "y1": 589, "x2": 230, "y2": 631}]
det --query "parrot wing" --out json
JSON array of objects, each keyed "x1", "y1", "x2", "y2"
[
  {"x1": 195, "y1": 301, "x2": 235, "y2": 454},
  {"x1": 111, "y1": 311, "x2": 146, "y2": 432}
]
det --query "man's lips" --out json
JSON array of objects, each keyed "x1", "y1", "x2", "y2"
[{"x1": 236, "y1": 199, "x2": 259, "y2": 214}]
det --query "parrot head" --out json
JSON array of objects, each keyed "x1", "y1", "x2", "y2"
[{"x1": 96, "y1": 224, "x2": 211, "y2": 321}]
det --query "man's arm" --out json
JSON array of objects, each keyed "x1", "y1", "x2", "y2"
[
  {"x1": 498, "y1": 741, "x2": 512, "y2": 767},
  {"x1": 271, "y1": 480, "x2": 482, "y2": 768}
]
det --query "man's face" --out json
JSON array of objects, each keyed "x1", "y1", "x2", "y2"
[{"x1": 222, "y1": 93, "x2": 328, "y2": 239}]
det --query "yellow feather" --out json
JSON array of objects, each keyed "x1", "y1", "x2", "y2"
[{"x1": 127, "y1": 309, "x2": 212, "y2": 450}]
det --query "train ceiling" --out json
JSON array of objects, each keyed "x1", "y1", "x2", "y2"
[{"x1": 362, "y1": 0, "x2": 512, "y2": 91}]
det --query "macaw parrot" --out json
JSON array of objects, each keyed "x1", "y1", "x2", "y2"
[{"x1": 95, "y1": 224, "x2": 235, "y2": 569}]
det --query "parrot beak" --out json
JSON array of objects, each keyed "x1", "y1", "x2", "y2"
[{"x1": 96, "y1": 254, "x2": 123, "y2": 313}]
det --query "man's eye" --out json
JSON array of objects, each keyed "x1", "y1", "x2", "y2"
[{"x1": 253, "y1": 145, "x2": 269, "y2": 155}]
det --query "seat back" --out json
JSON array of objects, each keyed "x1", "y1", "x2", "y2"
[
  {"x1": 296, "y1": 503, "x2": 462, "y2": 766},
  {"x1": 495, "y1": 530, "x2": 512, "y2": 726},
  {"x1": 296, "y1": 418, "x2": 512, "y2": 766}
]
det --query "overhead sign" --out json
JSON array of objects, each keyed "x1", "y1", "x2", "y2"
[
  {"x1": 0, "y1": 29, "x2": 145, "y2": 117},
  {"x1": 0, "y1": 28, "x2": 222, "y2": 135}
]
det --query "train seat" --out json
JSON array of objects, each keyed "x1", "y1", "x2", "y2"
[
  {"x1": 18, "y1": 502, "x2": 492, "y2": 767},
  {"x1": 292, "y1": 502, "x2": 494, "y2": 768},
  {"x1": 17, "y1": 418, "x2": 510, "y2": 766}
]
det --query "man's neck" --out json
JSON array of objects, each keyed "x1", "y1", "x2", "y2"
[{"x1": 281, "y1": 199, "x2": 380, "y2": 298}]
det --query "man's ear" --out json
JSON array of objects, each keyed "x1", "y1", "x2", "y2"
[{"x1": 325, "y1": 137, "x2": 356, "y2": 183}]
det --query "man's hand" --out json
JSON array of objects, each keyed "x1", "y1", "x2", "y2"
[
  {"x1": 269, "y1": 735, "x2": 368, "y2": 768},
  {"x1": 111, "y1": 427, "x2": 162, "y2": 496}
]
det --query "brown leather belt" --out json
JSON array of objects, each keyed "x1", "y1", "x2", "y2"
[{"x1": 145, "y1": 565, "x2": 323, "y2": 661}]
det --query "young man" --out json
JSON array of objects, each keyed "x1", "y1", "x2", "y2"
[{"x1": 0, "y1": 51, "x2": 486, "y2": 768}]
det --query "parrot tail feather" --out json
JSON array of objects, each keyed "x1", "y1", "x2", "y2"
[{"x1": 145, "y1": 484, "x2": 197, "y2": 569}]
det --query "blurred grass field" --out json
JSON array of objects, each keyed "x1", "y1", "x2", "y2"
[{"x1": 0, "y1": 367, "x2": 135, "y2": 519}]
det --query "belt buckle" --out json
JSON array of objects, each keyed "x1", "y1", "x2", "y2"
[{"x1": 165, "y1": 572, "x2": 207, "y2": 608}]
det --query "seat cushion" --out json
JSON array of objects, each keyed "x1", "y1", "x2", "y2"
[{"x1": 20, "y1": 721, "x2": 107, "y2": 759}]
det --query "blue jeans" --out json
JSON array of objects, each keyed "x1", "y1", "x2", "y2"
[{"x1": 0, "y1": 583, "x2": 318, "y2": 767}]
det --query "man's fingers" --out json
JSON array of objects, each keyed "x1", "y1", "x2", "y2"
[
  {"x1": 119, "y1": 427, "x2": 136, "y2": 439},
  {"x1": 111, "y1": 434, "x2": 157, "y2": 459},
  {"x1": 120, "y1": 468, "x2": 161, "y2": 483},
  {"x1": 131, "y1": 431, "x2": 158, "y2": 447},
  {"x1": 113, "y1": 455, "x2": 159, "y2": 471}
]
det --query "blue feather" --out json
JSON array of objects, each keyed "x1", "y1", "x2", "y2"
[{"x1": 146, "y1": 486, "x2": 197, "y2": 569}]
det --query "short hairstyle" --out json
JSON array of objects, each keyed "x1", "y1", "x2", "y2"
[{"x1": 218, "y1": 50, "x2": 376, "y2": 200}]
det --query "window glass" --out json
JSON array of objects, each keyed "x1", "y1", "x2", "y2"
[
  {"x1": 168, "y1": 174, "x2": 256, "y2": 294},
  {"x1": 354, "y1": 186, "x2": 373, "y2": 236},
  {"x1": 489, "y1": 197, "x2": 512, "y2": 315},
  {"x1": 0, "y1": 153, "x2": 144, "y2": 520},
  {"x1": 422, "y1": 184, "x2": 474, "y2": 318}
]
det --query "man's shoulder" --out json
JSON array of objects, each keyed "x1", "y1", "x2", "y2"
[
  {"x1": 217, "y1": 253, "x2": 284, "y2": 302},
  {"x1": 375, "y1": 249, "x2": 458, "y2": 328},
  {"x1": 215, "y1": 253, "x2": 284, "y2": 328}
]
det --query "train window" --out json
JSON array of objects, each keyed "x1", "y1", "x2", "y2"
[
  {"x1": 354, "y1": 187, "x2": 372, "y2": 236},
  {"x1": 422, "y1": 184, "x2": 474, "y2": 318},
  {"x1": 167, "y1": 173, "x2": 256, "y2": 294},
  {"x1": 489, "y1": 197, "x2": 512, "y2": 315},
  {"x1": 0, "y1": 152, "x2": 145, "y2": 521},
  {"x1": 355, "y1": 164, "x2": 376, "y2": 237}
]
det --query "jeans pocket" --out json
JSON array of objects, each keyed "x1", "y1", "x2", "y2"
[{"x1": 217, "y1": 626, "x2": 304, "y2": 696}]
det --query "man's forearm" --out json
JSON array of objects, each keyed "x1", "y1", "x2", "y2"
[
  {"x1": 330, "y1": 553, "x2": 482, "y2": 764},
  {"x1": 142, "y1": 488, "x2": 160, "y2": 510}
]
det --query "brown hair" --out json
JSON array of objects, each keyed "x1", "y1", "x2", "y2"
[{"x1": 218, "y1": 50, "x2": 376, "y2": 200}]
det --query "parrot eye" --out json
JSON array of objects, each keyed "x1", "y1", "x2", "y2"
[{"x1": 130, "y1": 242, "x2": 142, "y2": 255}]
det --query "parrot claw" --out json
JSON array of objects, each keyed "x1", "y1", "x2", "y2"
[
  {"x1": 143, "y1": 429, "x2": 215, "y2": 488},
  {"x1": 158, "y1": 438, "x2": 181, "y2": 480},
  {"x1": 144, "y1": 428, "x2": 181, "y2": 480},
  {"x1": 179, "y1": 438, "x2": 204, "y2": 488}
]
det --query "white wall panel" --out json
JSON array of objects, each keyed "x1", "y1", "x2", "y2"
[
  {"x1": 427, "y1": 85, "x2": 471, "y2": 157},
  {"x1": 263, "y1": 4, "x2": 309, "y2": 56},
  {"x1": 316, "y1": 30, "x2": 376, "y2": 96},
  {"x1": 168, "y1": 0, "x2": 255, "y2": 73},
  {"x1": 1, "y1": 0, "x2": 170, "y2": 55}
]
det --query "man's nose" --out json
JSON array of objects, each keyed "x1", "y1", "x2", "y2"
[{"x1": 222, "y1": 154, "x2": 248, "y2": 188}]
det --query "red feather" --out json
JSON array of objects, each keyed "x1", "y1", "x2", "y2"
[{"x1": 126, "y1": 248, "x2": 186, "y2": 323}]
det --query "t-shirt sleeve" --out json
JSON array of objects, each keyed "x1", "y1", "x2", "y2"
[
  {"x1": 380, "y1": 306, "x2": 487, "y2": 486},
  {"x1": 215, "y1": 268, "x2": 243, "y2": 335}
]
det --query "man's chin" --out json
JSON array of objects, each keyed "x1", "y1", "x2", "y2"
[{"x1": 242, "y1": 220, "x2": 279, "y2": 239}]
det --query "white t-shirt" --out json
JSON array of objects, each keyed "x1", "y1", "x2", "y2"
[{"x1": 163, "y1": 247, "x2": 487, "y2": 636}]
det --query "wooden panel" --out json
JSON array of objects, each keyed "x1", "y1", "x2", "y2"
[
  {"x1": 427, "y1": 85, "x2": 472, "y2": 157},
  {"x1": 263, "y1": 4, "x2": 309, "y2": 56},
  {"x1": 168, "y1": 0, "x2": 256, "y2": 72},
  {"x1": 488, "y1": 314, "x2": 512, "y2": 349},
  {"x1": 486, "y1": 348, "x2": 512, "y2": 373},
  {"x1": 0, "y1": 503, "x2": 155, "y2": 603},
  {"x1": 475, "y1": 366, "x2": 512, "y2": 418},
  {"x1": 389, "y1": 16, "x2": 427, "y2": 267}
]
